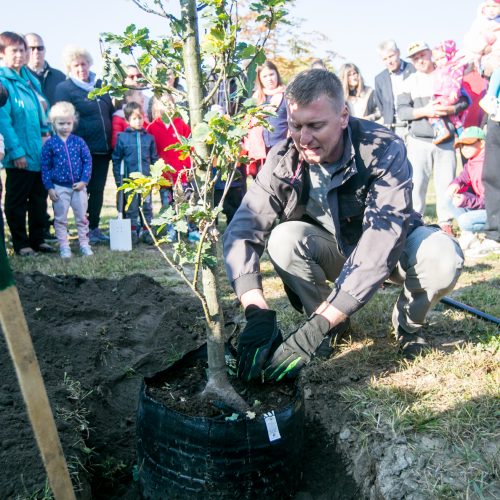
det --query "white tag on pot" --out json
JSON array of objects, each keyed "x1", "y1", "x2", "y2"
[{"x1": 264, "y1": 411, "x2": 281, "y2": 442}]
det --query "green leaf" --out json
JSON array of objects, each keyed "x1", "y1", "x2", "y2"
[{"x1": 192, "y1": 122, "x2": 211, "y2": 142}]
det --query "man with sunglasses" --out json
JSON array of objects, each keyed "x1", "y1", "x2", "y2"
[
  {"x1": 25, "y1": 33, "x2": 66, "y2": 242},
  {"x1": 25, "y1": 33, "x2": 65, "y2": 106}
]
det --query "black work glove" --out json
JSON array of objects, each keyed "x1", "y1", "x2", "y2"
[
  {"x1": 237, "y1": 305, "x2": 283, "y2": 382},
  {"x1": 263, "y1": 314, "x2": 332, "y2": 382}
]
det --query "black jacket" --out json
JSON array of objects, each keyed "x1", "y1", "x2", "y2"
[
  {"x1": 224, "y1": 118, "x2": 422, "y2": 317},
  {"x1": 374, "y1": 60, "x2": 415, "y2": 125},
  {"x1": 54, "y1": 79, "x2": 114, "y2": 154},
  {"x1": 28, "y1": 62, "x2": 66, "y2": 105},
  {"x1": 112, "y1": 128, "x2": 158, "y2": 185}
]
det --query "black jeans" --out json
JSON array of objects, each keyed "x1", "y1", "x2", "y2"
[
  {"x1": 4, "y1": 168, "x2": 47, "y2": 253},
  {"x1": 483, "y1": 118, "x2": 500, "y2": 241},
  {"x1": 87, "y1": 153, "x2": 111, "y2": 230}
]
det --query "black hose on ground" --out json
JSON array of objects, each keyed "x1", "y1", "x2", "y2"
[{"x1": 440, "y1": 296, "x2": 500, "y2": 325}]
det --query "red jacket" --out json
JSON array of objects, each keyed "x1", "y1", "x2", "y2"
[
  {"x1": 146, "y1": 117, "x2": 191, "y2": 185},
  {"x1": 449, "y1": 148, "x2": 485, "y2": 209}
]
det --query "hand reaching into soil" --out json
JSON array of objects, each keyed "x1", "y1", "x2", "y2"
[{"x1": 237, "y1": 305, "x2": 282, "y2": 381}]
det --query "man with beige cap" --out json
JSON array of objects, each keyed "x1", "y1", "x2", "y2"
[{"x1": 397, "y1": 41, "x2": 469, "y2": 236}]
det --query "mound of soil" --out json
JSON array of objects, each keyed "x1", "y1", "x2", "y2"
[{"x1": 0, "y1": 273, "x2": 358, "y2": 499}]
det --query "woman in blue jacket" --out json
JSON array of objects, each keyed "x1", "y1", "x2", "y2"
[
  {"x1": 54, "y1": 46, "x2": 114, "y2": 245},
  {"x1": 0, "y1": 32, "x2": 54, "y2": 256}
]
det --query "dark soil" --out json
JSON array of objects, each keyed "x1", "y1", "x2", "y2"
[
  {"x1": 0, "y1": 273, "x2": 359, "y2": 499},
  {"x1": 148, "y1": 356, "x2": 297, "y2": 417}
]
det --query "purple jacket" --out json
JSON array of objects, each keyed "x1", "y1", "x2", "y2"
[
  {"x1": 41, "y1": 134, "x2": 92, "y2": 190},
  {"x1": 449, "y1": 148, "x2": 485, "y2": 209}
]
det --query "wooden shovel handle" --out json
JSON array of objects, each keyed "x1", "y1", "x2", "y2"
[{"x1": 0, "y1": 286, "x2": 76, "y2": 500}]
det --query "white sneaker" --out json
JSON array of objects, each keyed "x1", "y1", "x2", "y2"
[
  {"x1": 458, "y1": 231, "x2": 479, "y2": 251},
  {"x1": 80, "y1": 246, "x2": 94, "y2": 257},
  {"x1": 60, "y1": 247, "x2": 72, "y2": 259},
  {"x1": 465, "y1": 238, "x2": 500, "y2": 258}
]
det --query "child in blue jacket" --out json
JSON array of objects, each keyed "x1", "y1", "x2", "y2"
[
  {"x1": 41, "y1": 101, "x2": 93, "y2": 258},
  {"x1": 112, "y1": 102, "x2": 158, "y2": 244}
]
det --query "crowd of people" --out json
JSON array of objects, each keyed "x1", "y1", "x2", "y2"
[{"x1": 0, "y1": 1, "x2": 498, "y2": 381}]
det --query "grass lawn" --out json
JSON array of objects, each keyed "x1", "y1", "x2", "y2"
[{"x1": 2, "y1": 168, "x2": 499, "y2": 498}]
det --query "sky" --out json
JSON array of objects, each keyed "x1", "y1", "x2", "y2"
[{"x1": 2, "y1": 0, "x2": 481, "y2": 86}]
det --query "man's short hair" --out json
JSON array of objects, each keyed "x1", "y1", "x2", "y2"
[
  {"x1": 0, "y1": 32, "x2": 27, "y2": 53},
  {"x1": 124, "y1": 101, "x2": 143, "y2": 121},
  {"x1": 285, "y1": 69, "x2": 344, "y2": 112},
  {"x1": 378, "y1": 39, "x2": 399, "y2": 55}
]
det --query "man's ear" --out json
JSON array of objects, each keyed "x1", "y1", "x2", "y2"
[{"x1": 340, "y1": 104, "x2": 349, "y2": 129}]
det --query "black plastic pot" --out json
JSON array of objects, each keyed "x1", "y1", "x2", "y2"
[{"x1": 136, "y1": 344, "x2": 305, "y2": 499}]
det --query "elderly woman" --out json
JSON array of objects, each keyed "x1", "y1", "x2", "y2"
[
  {"x1": 54, "y1": 46, "x2": 114, "y2": 244},
  {"x1": 339, "y1": 63, "x2": 380, "y2": 121},
  {"x1": 0, "y1": 31, "x2": 54, "y2": 256}
]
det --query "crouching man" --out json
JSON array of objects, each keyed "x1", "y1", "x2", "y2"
[{"x1": 223, "y1": 69, "x2": 464, "y2": 382}]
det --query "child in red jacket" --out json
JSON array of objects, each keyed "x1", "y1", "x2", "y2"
[{"x1": 146, "y1": 96, "x2": 199, "y2": 241}]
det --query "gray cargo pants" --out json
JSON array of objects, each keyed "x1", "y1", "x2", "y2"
[{"x1": 267, "y1": 221, "x2": 464, "y2": 334}]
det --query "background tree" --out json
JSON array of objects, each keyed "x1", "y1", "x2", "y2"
[{"x1": 237, "y1": 0, "x2": 344, "y2": 80}]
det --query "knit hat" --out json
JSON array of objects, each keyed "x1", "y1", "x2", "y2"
[
  {"x1": 407, "y1": 41, "x2": 430, "y2": 58},
  {"x1": 454, "y1": 127, "x2": 486, "y2": 148}
]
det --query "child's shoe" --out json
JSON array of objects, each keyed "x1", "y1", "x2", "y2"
[
  {"x1": 89, "y1": 228, "x2": 110, "y2": 244},
  {"x1": 457, "y1": 231, "x2": 478, "y2": 251},
  {"x1": 432, "y1": 119, "x2": 452, "y2": 145},
  {"x1": 479, "y1": 95, "x2": 498, "y2": 115},
  {"x1": 80, "y1": 246, "x2": 94, "y2": 257},
  {"x1": 60, "y1": 247, "x2": 72, "y2": 259},
  {"x1": 166, "y1": 225, "x2": 177, "y2": 243},
  {"x1": 188, "y1": 230, "x2": 201, "y2": 242}
]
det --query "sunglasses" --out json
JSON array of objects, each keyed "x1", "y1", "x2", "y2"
[{"x1": 29, "y1": 46, "x2": 45, "y2": 51}]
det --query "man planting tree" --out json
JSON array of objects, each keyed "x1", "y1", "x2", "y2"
[{"x1": 223, "y1": 69, "x2": 464, "y2": 382}]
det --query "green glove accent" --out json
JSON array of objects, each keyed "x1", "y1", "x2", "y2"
[{"x1": 263, "y1": 314, "x2": 331, "y2": 382}]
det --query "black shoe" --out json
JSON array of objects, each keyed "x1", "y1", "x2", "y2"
[
  {"x1": 315, "y1": 318, "x2": 351, "y2": 359},
  {"x1": 17, "y1": 247, "x2": 37, "y2": 257},
  {"x1": 396, "y1": 327, "x2": 429, "y2": 360},
  {"x1": 35, "y1": 242, "x2": 57, "y2": 254}
]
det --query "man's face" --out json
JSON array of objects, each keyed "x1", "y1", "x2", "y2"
[
  {"x1": 125, "y1": 67, "x2": 144, "y2": 88},
  {"x1": 25, "y1": 35, "x2": 45, "y2": 69},
  {"x1": 287, "y1": 94, "x2": 349, "y2": 165},
  {"x1": 410, "y1": 49, "x2": 434, "y2": 74},
  {"x1": 381, "y1": 49, "x2": 401, "y2": 72}
]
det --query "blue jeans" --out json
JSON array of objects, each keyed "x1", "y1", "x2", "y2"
[{"x1": 457, "y1": 209, "x2": 487, "y2": 232}]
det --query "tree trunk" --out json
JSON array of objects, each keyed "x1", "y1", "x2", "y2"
[{"x1": 180, "y1": 0, "x2": 247, "y2": 412}]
